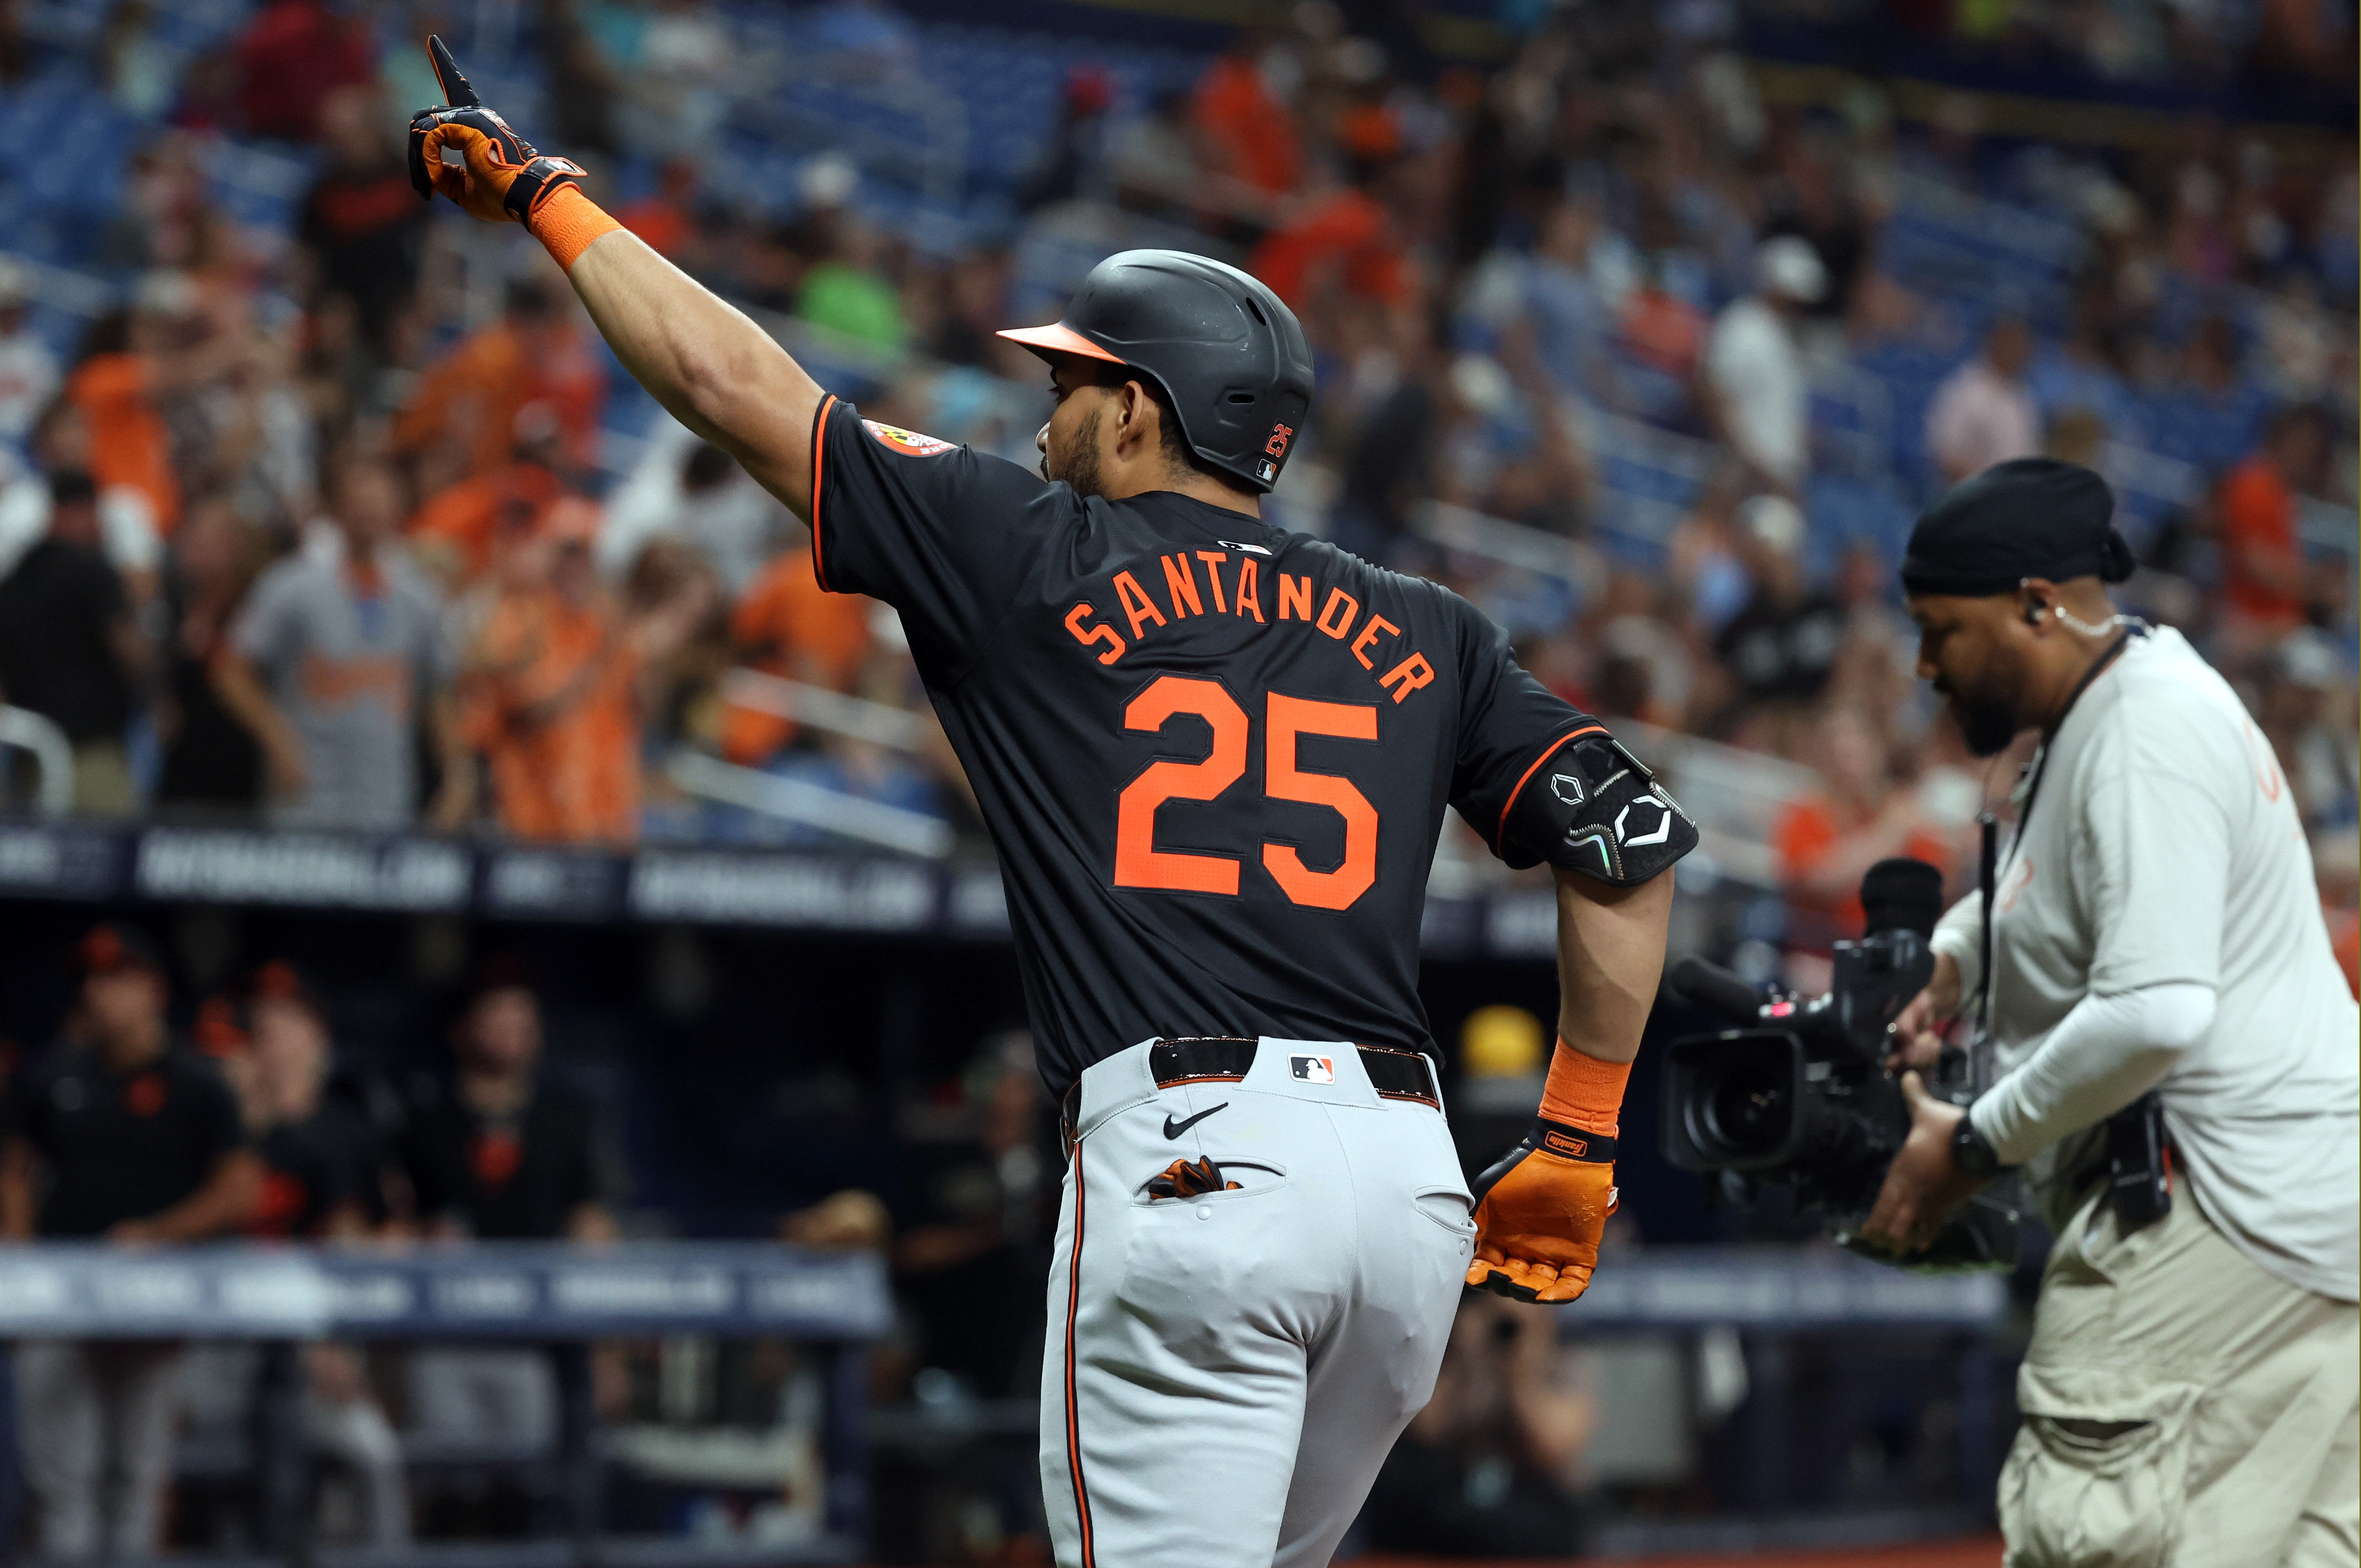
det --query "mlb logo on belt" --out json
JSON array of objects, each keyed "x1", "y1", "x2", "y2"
[{"x1": 1290, "y1": 1054, "x2": 1335, "y2": 1084}]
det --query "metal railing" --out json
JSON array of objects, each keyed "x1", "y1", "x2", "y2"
[
  {"x1": 0, "y1": 706, "x2": 73, "y2": 815},
  {"x1": 665, "y1": 751, "x2": 956, "y2": 859}
]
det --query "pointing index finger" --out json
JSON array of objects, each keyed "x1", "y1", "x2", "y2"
[{"x1": 428, "y1": 34, "x2": 480, "y2": 108}]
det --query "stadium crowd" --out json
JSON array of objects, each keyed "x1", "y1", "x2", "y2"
[{"x1": 0, "y1": 0, "x2": 2352, "y2": 967}]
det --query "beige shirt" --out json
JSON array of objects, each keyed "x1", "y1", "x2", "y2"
[{"x1": 1935, "y1": 627, "x2": 2360, "y2": 1301}]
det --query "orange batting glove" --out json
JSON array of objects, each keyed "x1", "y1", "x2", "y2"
[
  {"x1": 1465, "y1": 1117, "x2": 1618, "y2": 1304},
  {"x1": 406, "y1": 35, "x2": 587, "y2": 226}
]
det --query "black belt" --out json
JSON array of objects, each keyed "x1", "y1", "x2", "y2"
[{"x1": 1061, "y1": 1036, "x2": 1441, "y2": 1150}]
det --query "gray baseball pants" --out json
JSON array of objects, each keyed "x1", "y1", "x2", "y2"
[
  {"x1": 17, "y1": 1338, "x2": 185, "y2": 1560},
  {"x1": 1041, "y1": 1037, "x2": 1474, "y2": 1568}
]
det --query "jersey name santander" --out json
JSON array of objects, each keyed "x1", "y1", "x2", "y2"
[{"x1": 809, "y1": 398, "x2": 1598, "y2": 1095}]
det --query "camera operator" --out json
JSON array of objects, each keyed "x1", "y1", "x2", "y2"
[{"x1": 1860, "y1": 460, "x2": 2359, "y2": 1566}]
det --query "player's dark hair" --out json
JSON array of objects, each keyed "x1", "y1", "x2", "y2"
[
  {"x1": 1143, "y1": 377, "x2": 1223, "y2": 481},
  {"x1": 1088, "y1": 362, "x2": 1228, "y2": 485}
]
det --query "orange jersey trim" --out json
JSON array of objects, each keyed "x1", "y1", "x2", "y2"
[
  {"x1": 1494, "y1": 725, "x2": 1609, "y2": 856},
  {"x1": 809, "y1": 394, "x2": 837, "y2": 592}
]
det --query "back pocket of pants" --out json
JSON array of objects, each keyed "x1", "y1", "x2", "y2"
[
  {"x1": 1999, "y1": 1363, "x2": 2200, "y2": 1568},
  {"x1": 1413, "y1": 1185, "x2": 1477, "y2": 1238}
]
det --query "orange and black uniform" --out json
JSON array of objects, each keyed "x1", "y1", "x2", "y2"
[
  {"x1": 808, "y1": 400, "x2": 1602, "y2": 1097},
  {"x1": 251, "y1": 1105, "x2": 377, "y2": 1237},
  {"x1": 1, "y1": 1045, "x2": 247, "y2": 1236},
  {"x1": 400, "y1": 1078, "x2": 613, "y2": 1239}
]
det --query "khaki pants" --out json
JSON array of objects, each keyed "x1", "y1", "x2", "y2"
[{"x1": 2001, "y1": 1187, "x2": 2359, "y2": 1568}]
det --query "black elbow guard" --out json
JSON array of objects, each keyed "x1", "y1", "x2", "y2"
[{"x1": 1502, "y1": 733, "x2": 1697, "y2": 885}]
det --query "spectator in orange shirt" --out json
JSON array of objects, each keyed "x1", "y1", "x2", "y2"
[
  {"x1": 394, "y1": 276, "x2": 606, "y2": 490},
  {"x1": 615, "y1": 159, "x2": 700, "y2": 262},
  {"x1": 1773, "y1": 705, "x2": 1955, "y2": 954},
  {"x1": 407, "y1": 404, "x2": 571, "y2": 585},
  {"x1": 64, "y1": 277, "x2": 248, "y2": 539},
  {"x1": 720, "y1": 536, "x2": 876, "y2": 765},
  {"x1": 1191, "y1": 40, "x2": 1301, "y2": 200},
  {"x1": 2217, "y1": 404, "x2": 2332, "y2": 635},
  {"x1": 1250, "y1": 155, "x2": 1411, "y2": 312},
  {"x1": 461, "y1": 501, "x2": 711, "y2": 843}
]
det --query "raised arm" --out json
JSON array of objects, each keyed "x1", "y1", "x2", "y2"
[
  {"x1": 562, "y1": 237, "x2": 824, "y2": 515},
  {"x1": 406, "y1": 38, "x2": 824, "y2": 516}
]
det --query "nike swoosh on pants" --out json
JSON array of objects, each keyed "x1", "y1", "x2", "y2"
[{"x1": 1163, "y1": 1103, "x2": 1228, "y2": 1140}]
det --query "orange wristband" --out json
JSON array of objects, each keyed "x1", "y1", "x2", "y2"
[
  {"x1": 528, "y1": 186, "x2": 622, "y2": 272},
  {"x1": 1539, "y1": 1039, "x2": 1630, "y2": 1137}
]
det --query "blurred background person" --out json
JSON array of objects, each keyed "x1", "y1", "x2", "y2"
[
  {"x1": 398, "y1": 962, "x2": 622, "y2": 1529},
  {"x1": 179, "y1": 964, "x2": 410, "y2": 1549},
  {"x1": 1926, "y1": 314, "x2": 2040, "y2": 485},
  {"x1": 401, "y1": 963, "x2": 619, "y2": 1245},
  {"x1": 881, "y1": 1035, "x2": 1055, "y2": 1404},
  {"x1": 244, "y1": 962, "x2": 410, "y2": 1547},
  {"x1": 2257, "y1": 627, "x2": 2361, "y2": 833},
  {"x1": 1710, "y1": 494, "x2": 1846, "y2": 739},
  {"x1": 0, "y1": 469, "x2": 151, "y2": 816},
  {"x1": 2217, "y1": 404, "x2": 2338, "y2": 652},
  {"x1": 0, "y1": 257, "x2": 60, "y2": 447},
  {"x1": 394, "y1": 274, "x2": 606, "y2": 501},
  {"x1": 597, "y1": 428, "x2": 791, "y2": 599},
  {"x1": 458, "y1": 497, "x2": 711, "y2": 843},
  {"x1": 152, "y1": 490, "x2": 265, "y2": 820},
  {"x1": 296, "y1": 84, "x2": 427, "y2": 359},
  {"x1": 1360, "y1": 1294, "x2": 1597, "y2": 1557},
  {"x1": 213, "y1": 451, "x2": 469, "y2": 832},
  {"x1": 1703, "y1": 237, "x2": 1822, "y2": 497},
  {"x1": 1774, "y1": 704, "x2": 1956, "y2": 960},
  {"x1": 0, "y1": 924, "x2": 259, "y2": 1561}
]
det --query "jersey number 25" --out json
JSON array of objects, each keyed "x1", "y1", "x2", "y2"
[{"x1": 1113, "y1": 675, "x2": 1377, "y2": 912}]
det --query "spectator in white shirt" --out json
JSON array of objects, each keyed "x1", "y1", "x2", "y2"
[
  {"x1": 0, "y1": 258, "x2": 59, "y2": 446},
  {"x1": 596, "y1": 416, "x2": 789, "y2": 596},
  {"x1": 1704, "y1": 237, "x2": 1824, "y2": 494},
  {"x1": 1925, "y1": 315, "x2": 2040, "y2": 484},
  {"x1": 0, "y1": 398, "x2": 163, "y2": 606}
]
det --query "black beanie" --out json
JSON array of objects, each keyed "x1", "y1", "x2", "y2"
[{"x1": 1899, "y1": 458, "x2": 2136, "y2": 598}]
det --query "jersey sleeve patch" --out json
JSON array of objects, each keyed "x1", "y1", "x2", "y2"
[{"x1": 862, "y1": 419, "x2": 956, "y2": 457}]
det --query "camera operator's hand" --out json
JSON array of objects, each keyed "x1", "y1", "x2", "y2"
[
  {"x1": 1859, "y1": 1071, "x2": 1985, "y2": 1254},
  {"x1": 1883, "y1": 951, "x2": 1960, "y2": 1073}
]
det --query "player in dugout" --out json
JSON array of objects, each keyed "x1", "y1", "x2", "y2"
[
  {"x1": 0, "y1": 923, "x2": 262, "y2": 1559},
  {"x1": 1861, "y1": 459, "x2": 2359, "y2": 1567},
  {"x1": 407, "y1": 39, "x2": 1690, "y2": 1568}
]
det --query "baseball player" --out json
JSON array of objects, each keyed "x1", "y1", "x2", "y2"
[{"x1": 408, "y1": 42, "x2": 1692, "y2": 1566}]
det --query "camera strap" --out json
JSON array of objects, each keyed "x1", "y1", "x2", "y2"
[{"x1": 1973, "y1": 625, "x2": 2141, "y2": 1049}]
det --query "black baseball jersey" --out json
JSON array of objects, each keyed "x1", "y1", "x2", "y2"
[
  {"x1": 811, "y1": 397, "x2": 1604, "y2": 1096},
  {"x1": 1, "y1": 1044, "x2": 249, "y2": 1237}
]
